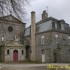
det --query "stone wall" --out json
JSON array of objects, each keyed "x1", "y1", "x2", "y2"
[
  {"x1": 35, "y1": 31, "x2": 70, "y2": 63},
  {"x1": 0, "y1": 15, "x2": 25, "y2": 45},
  {"x1": 4, "y1": 46, "x2": 25, "y2": 62}
]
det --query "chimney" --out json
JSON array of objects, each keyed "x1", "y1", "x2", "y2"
[
  {"x1": 42, "y1": 10, "x2": 48, "y2": 20},
  {"x1": 31, "y1": 11, "x2": 36, "y2": 61}
]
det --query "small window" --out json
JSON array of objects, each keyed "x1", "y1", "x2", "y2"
[
  {"x1": 36, "y1": 26, "x2": 39, "y2": 33},
  {"x1": 55, "y1": 34, "x2": 58, "y2": 38},
  {"x1": 22, "y1": 50, "x2": 24, "y2": 54},
  {"x1": 52, "y1": 21, "x2": 57, "y2": 29},
  {"x1": 61, "y1": 24, "x2": 64, "y2": 30},
  {"x1": 2, "y1": 35, "x2": 4, "y2": 41},
  {"x1": 55, "y1": 23, "x2": 57, "y2": 29},
  {"x1": 7, "y1": 50, "x2": 9, "y2": 55},
  {"x1": 41, "y1": 50, "x2": 44, "y2": 54},
  {"x1": 15, "y1": 35, "x2": 19, "y2": 42},
  {"x1": 68, "y1": 36, "x2": 70, "y2": 39},
  {"x1": 41, "y1": 35, "x2": 45, "y2": 45},
  {"x1": 55, "y1": 34, "x2": 59, "y2": 44},
  {"x1": 58, "y1": 23, "x2": 61, "y2": 29}
]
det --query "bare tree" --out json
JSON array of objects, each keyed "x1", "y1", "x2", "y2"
[{"x1": 0, "y1": 0, "x2": 29, "y2": 20}]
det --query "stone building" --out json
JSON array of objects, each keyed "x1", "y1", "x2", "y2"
[
  {"x1": 24, "y1": 11, "x2": 70, "y2": 63},
  {"x1": 0, "y1": 10, "x2": 70, "y2": 63},
  {"x1": 0, "y1": 15, "x2": 26, "y2": 62}
]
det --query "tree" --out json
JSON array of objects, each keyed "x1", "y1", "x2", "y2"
[{"x1": 0, "y1": 0, "x2": 29, "y2": 20}]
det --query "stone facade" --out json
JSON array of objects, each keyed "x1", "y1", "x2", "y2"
[
  {"x1": 24, "y1": 11, "x2": 70, "y2": 63},
  {"x1": 0, "y1": 11, "x2": 70, "y2": 63},
  {"x1": 0, "y1": 15, "x2": 26, "y2": 62},
  {"x1": 35, "y1": 32, "x2": 70, "y2": 63}
]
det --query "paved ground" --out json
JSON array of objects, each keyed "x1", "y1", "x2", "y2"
[{"x1": 0, "y1": 63, "x2": 70, "y2": 70}]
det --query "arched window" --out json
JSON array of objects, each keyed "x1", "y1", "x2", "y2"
[
  {"x1": 7, "y1": 50, "x2": 9, "y2": 55},
  {"x1": 22, "y1": 50, "x2": 24, "y2": 54}
]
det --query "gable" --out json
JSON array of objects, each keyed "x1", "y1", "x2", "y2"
[{"x1": 0, "y1": 15, "x2": 25, "y2": 24}]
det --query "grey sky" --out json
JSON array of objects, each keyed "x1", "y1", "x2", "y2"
[{"x1": 25, "y1": 0, "x2": 70, "y2": 27}]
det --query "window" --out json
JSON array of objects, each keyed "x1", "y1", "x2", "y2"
[
  {"x1": 52, "y1": 21, "x2": 57, "y2": 29},
  {"x1": 8, "y1": 26, "x2": 13, "y2": 32},
  {"x1": 55, "y1": 23, "x2": 57, "y2": 29},
  {"x1": 41, "y1": 50, "x2": 44, "y2": 54},
  {"x1": 68, "y1": 36, "x2": 70, "y2": 39},
  {"x1": 7, "y1": 50, "x2": 9, "y2": 55},
  {"x1": 16, "y1": 37, "x2": 19, "y2": 41},
  {"x1": 41, "y1": 35, "x2": 45, "y2": 45},
  {"x1": 55, "y1": 34, "x2": 59, "y2": 44},
  {"x1": 36, "y1": 26, "x2": 39, "y2": 33},
  {"x1": 58, "y1": 23, "x2": 61, "y2": 29},
  {"x1": 15, "y1": 35, "x2": 19, "y2": 42},
  {"x1": 22, "y1": 50, "x2": 24, "y2": 54},
  {"x1": 1, "y1": 35, "x2": 4, "y2": 41},
  {"x1": 61, "y1": 24, "x2": 64, "y2": 30},
  {"x1": 55, "y1": 34, "x2": 58, "y2": 38}
]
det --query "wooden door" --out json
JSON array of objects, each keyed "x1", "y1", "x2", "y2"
[{"x1": 13, "y1": 50, "x2": 18, "y2": 61}]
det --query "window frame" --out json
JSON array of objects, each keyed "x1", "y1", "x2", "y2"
[
  {"x1": 55, "y1": 34, "x2": 59, "y2": 44},
  {"x1": 22, "y1": 50, "x2": 24, "y2": 55},
  {"x1": 41, "y1": 35, "x2": 45, "y2": 45},
  {"x1": 7, "y1": 50, "x2": 9, "y2": 55}
]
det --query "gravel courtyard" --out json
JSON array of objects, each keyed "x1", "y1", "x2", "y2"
[{"x1": 0, "y1": 63, "x2": 70, "y2": 70}]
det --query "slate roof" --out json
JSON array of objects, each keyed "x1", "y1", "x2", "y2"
[
  {"x1": 24, "y1": 17, "x2": 59, "y2": 36},
  {"x1": 24, "y1": 27, "x2": 31, "y2": 36},
  {"x1": 24, "y1": 17, "x2": 70, "y2": 36}
]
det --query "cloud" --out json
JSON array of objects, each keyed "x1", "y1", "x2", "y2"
[{"x1": 25, "y1": 0, "x2": 70, "y2": 27}]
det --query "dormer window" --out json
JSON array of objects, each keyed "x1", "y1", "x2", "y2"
[
  {"x1": 58, "y1": 23, "x2": 61, "y2": 30},
  {"x1": 55, "y1": 23, "x2": 57, "y2": 29},
  {"x1": 52, "y1": 21, "x2": 57, "y2": 29},
  {"x1": 61, "y1": 24, "x2": 64, "y2": 30}
]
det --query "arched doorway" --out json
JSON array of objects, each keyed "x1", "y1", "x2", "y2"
[{"x1": 13, "y1": 50, "x2": 18, "y2": 62}]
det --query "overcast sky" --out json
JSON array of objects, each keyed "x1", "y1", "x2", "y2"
[{"x1": 25, "y1": 0, "x2": 70, "y2": 27}]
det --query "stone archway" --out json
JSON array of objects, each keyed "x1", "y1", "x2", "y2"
[{"x1": 13, "y1": 50, "x2": 18, "y2": 62}]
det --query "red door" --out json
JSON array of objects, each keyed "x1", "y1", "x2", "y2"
[{"x1": 13, "y1": 50, "x2": 18, "y2": 62}]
